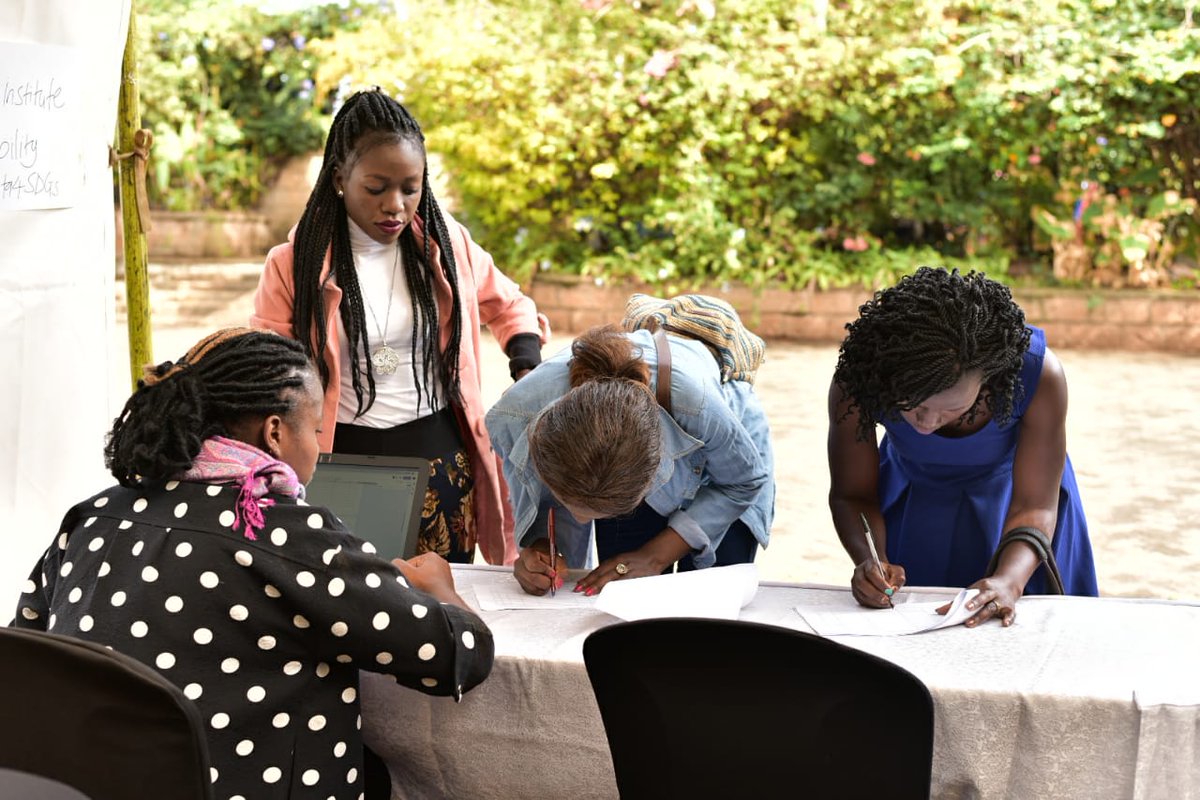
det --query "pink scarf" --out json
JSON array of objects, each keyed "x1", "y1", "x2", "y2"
[{"x1": 178, "y1": 436, "x2": 305, "y2": 540}]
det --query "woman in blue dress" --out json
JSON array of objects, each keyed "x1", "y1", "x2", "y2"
[{"x1": 827, "y1": 267, "x2": 1098, "y2": 628}]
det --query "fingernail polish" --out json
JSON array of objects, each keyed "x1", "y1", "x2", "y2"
[
  {"x1": 585, "y1": 588, "x2": 596, "y2": 597},
  {"x1": 884, "y1": 587, "x2": 894, "y2": 596}
]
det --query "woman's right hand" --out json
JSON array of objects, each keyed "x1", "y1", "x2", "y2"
[
  {"x1": 393, "y1": 552, "x2": 469, "y2": 609},
  {"x1": 851, "y1": 560, "x2": 906, "y2": 608},
  {"x1": 514, "y1": 538, "x2": 564, "y2": 596}
]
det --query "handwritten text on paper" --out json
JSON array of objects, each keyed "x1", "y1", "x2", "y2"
[{"x1": 0, "y1": 44, "x2": 82, "y2": 209}]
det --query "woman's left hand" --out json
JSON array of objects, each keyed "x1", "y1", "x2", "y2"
[
  {"x1": 573, "y1": 529, "x2": 690, "y2": 596},
  {"x1": 940, "y1": 574, "x2": 1023, "y2": 628},
  {"x1": 573, "y1": 551, "x2": 664, "y2": 596}
]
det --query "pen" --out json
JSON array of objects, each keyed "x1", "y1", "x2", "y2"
[
  {"x1": 859, "y1": 512, "x2": 894, "y2": 609},
  {"x1": 548, "y1": 507, "x2": 557, "y2": 598}
]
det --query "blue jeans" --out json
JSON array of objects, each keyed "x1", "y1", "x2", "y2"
[{"x1": 594, "y1": 502, "x2": 757, "y2": 572}]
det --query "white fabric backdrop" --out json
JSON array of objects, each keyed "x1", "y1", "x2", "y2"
[{"x1": 0, "y1": 0, "x2": 130, "y2": 609}]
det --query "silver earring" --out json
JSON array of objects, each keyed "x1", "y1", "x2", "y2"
[{"x1": 336, "y1": 189, "x2": 344, "y2": 198}]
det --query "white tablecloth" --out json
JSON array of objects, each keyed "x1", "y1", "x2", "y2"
[{"x1": 362, "y1": 565, "x2": 1200, "y2": 800}]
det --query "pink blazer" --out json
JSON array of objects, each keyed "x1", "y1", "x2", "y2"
[{"x1": 251, "y1": 213, "x2": 549, "y2": 566}]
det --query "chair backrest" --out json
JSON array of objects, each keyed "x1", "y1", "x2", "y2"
[
  {"x1": 0, "y1": 627, "x2": 213, "y2": 800},
  {"x1": 583, "y1": 618, "x2": 934, "y2": 800}
]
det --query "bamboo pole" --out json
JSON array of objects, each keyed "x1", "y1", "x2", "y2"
[{"x1": 116, "y1": 0, "x2": 152, "y2": 390}]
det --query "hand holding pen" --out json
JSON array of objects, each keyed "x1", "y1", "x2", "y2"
[
  {"x1": 511, "y1": 508, "x2": 565, "y2": 596},
  {"x1": 852, "y1": 512, "x2": 905, "y2": 609}
]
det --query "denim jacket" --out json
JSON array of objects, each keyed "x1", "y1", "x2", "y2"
[{"x1": 486, "y1": 330, "x2": 774, "y2": 569}]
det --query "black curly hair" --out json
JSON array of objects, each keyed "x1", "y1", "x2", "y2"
[
  {"x1": 290, "y1": 88, "x2": 462, "y2": 418},
  {"x1": 834, "y1": 267, "x2": 1032, "y2": 442},
  {"x1": 104, "y1": 328, "x2": 314, "y2": 485}
]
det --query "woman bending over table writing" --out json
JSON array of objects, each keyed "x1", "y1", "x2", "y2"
[
  {"x1": 827, "y1": 267, "x2": 1098, "y2": 628},
  {"x1": 488, "y1": 323, "x2": 775, "y2": 596}
]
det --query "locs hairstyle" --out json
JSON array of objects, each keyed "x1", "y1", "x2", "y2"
[
  {"x1": 290, "y1": 88, "x2": 463, "y2": 417},
  {"x1": 104, "y1": 329, "x2": 313, "y2": 485},
  {"x1": 833, "y1": 267, "x2": 1032, "y2": 442}
]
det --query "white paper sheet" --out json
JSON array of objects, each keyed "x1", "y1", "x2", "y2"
[
  {"x1": 471, "y1": 563, "x2": 760, "y2": 619},
  {"x1": 795, "y1": 588, "x2": 981, "y2": 636},
  {"x1": 472, "y1": 579, "x2": 599, "y2": 611},
  {"x1": 594, "y1": 563, "x2": 759, "y2": 621},
  {"x1": 0, "y1": 41, "x2": 84, "y2": 210}
]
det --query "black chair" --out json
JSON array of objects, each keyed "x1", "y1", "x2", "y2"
[
  {"x1": 583, "y1": 618, "x2": 934, "y2": 800},
  {"x1": 0, "y1": 627, "x2": 213, "y2": 800},
  {"x1": 0, "y1": 768, "x2": 93, "y2": 799}
]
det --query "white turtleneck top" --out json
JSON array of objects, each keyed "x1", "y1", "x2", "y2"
[{"x1": 335, "y1": 218, "x2": 440, "y2": 426}]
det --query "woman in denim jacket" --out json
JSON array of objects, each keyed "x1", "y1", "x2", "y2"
[{"x1": 487, "y1": 325, "x2": 774, "y2": 595}]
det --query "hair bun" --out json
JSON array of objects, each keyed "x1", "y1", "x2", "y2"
[
  {"x1": 569, "y1": 325, "x2": 650, "y2": 388},
  {"x1": 140, "y1": 360, "x2": 189, "y2": 387}
]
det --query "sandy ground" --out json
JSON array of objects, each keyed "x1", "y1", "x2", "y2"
[{"x1": 119, "y1": 289, "x2": 1200, "y2": 603}]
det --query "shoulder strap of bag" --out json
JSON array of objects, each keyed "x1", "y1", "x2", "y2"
[
  {"x1": 649, "y1": 323, "x2": 672, "y2": 415},
  {"x1": 985, "y1": 526, "x2": 1066, "y2": 595}
]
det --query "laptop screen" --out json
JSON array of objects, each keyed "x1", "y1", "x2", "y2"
[{"x1": 303, "y1": 454, "x2": 430, "y2": 560}]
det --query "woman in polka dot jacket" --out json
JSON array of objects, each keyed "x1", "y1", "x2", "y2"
[{"x1": 12, "y1": 328, "x2": 494, "y2": 800}]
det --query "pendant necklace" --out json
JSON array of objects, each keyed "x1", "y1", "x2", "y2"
[{"x1": 364, "y1": 247, "x2": 402, "y2": 376}]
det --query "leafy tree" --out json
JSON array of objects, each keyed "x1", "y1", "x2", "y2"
[{"x1": 136, "y1": 0, "x2": 384, "y2": 210}]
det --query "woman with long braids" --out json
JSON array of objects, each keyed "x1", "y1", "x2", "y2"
[
  {"x1": 828, "y1": 267, "x2": 1098, "y2": 627},
  {"x1": 253, "y1": 88, "x2": 548, "y2": 566},
  {"x1": 13, "y1": 328, "x2": 493, "y2": 800}
]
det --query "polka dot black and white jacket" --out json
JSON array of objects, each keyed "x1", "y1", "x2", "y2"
[{"x1": 12, "y1": 479, "x2": 494, "y2": 800}]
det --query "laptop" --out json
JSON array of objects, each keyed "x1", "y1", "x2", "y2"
[{"x1": 303, "y1": 453, "x2": 430, "y2": 559}]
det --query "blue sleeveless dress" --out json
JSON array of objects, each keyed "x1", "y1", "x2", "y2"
[{"x1": 878, "y1": 327, "x2": 1099, "y2": 596}]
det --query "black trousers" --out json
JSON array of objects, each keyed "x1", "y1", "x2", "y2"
[{"x1": 594, "y1": 501, "x2": 758, "y2": 570}]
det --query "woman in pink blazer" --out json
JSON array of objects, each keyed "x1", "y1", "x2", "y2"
[{"x1": 252, "y1": 89, "x2": 548, "y2": 566}]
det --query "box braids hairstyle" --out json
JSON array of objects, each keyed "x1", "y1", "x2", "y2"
[
  {"x1": 834, "y1": 267, "x2": 1032, "y2": 442},
  {"x1": 290, "y1": 88, "x2": 463, "y2": 418},
  {"x1": 104, "y1": 328, "x2": 313, "y2": 485}
]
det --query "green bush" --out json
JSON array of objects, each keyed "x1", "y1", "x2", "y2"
[
  {"x1": 140, "y1": 0, "x2": 1198, "y2": 288},
  {"x1": 312, "y1": 0, "x2": 1198, "y2": 288},
  {"x1": 136, "y1": 0, "x2": 383, "y2": 211}
]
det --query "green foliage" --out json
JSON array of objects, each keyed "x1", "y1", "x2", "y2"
[
  {"x1": 309, "y1": 0, "x2": 1198, "y2": 288},
  {"x1": 136, "y1": 0, "x2": 383, "y2": 210},
  {"x1": 144, "y1": 0, "x2": 1199, "y2": 289},
  {"x1": 1034, "y1": 188, "x2": 1197, "y2": 285}
]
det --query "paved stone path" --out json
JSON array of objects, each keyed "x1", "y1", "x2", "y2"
[{"x1": 117, "y1": 281, "x2": 1200, "y2": 602}]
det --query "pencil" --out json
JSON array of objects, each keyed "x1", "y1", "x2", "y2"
[
  {"x1": 859, "y1": 512, "x2": 894, "y2": 609},
  {"x1": 548, "y1": 507, "x2": 557, "y2": 598}
]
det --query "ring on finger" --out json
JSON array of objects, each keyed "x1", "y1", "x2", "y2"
[
  {"x1": 986, "y1": 600, "x2": 1000, "y2": 615},
  {"x1": 614, "y1": 562, "x2": 629, "y2": 576}
]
